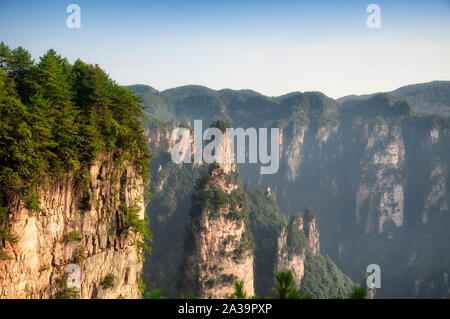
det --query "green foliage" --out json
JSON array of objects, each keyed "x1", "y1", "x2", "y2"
[
  {"x1": 276, "y1": 206, "x2": 354, "y2": 299},
  {"x1": 226, "y1": 280, "x2": 248, "y2": 299},
  {"x1": 99, "y1": 273, "x2": 116, "y2": 290},
  {"x1": 245, "y1": 185, "x2": 286, "y2": 297},
  {"x1": 54, "y1": 274, "x2": 79, "y2": 299},
  {"x1": 191, "y1": 166, "x2": 247, "y2": 219},
  {"x1": 193, "y1": 186, "x2": 229, "y2": 215},
  {"x1": 120, "y1": 202, "x2": 152, "y2": 256},
  {"x1": 303, "y1": 205, "x2": 316, "y2": 221},
  {"x1": 144, "y1": 289, "x2": 165, "y2": 299},
  {"x1": 348, "y1": 286, "x2": 367, "y2": 299},
  {"x1": 190, "y1": 166, "x2": 255, "y2": 262},
  {"x1": 72, "y1": 247, "x2": 88, "y2": 263},
  {"x1": 74, "y1": 170, "x2": 93, "y2": 212},
  {"x1": 273, "y1": 270, "x2": 302, "y2": 299},
  {"x1": 138, "y1": 273, "x2": 146, "y2": 295},
  {"x1": 209, "y1": 119, "x2": 230, "y2": 133},
  {"x1": 300, "y1": 254, "x2": 354, "y2": 299},
  {"x1": 0, "y1": 43, "x2": 151, "y2": 253},
  {"x1": 24, "y1": 189, "x2": 40, "y2": 211},
  {"x1": 65, "y1": 230, "x2": 82, "y2": 242},
  {"x1": 286, "y1": 213, "x2": 308, "y2": 258},
  {"x1": 143, "y1": 159, "x2": 207, "y2": 298},
  {"x1": 0, "y1": 250, "x2": 13, "y2": 260},
  {"x1": 233, "y1": 226, "x2": 255, "y2": 260},
  {"x1": 0, "y1": 206, "x2": 17, "y2": 259},
  {"x1": 342, "y1": 93, "x2": 413, "y2": 121}
]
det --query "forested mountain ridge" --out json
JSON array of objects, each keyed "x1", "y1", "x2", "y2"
[
  {"x1": 338, "y1": 81, "x2": 450, "y2": 116},
  {"x1": 0, "y1": 43, "x2": 150, "y2": 298},
  {"x1": 133, "y1": 82, "x2": 450, "y2": 298},
  {"x1": 143, "y1": 130, "x2": 355, "y2": 298},
  {"x1": 1, "y1": 40, "x2": 447, "y2": 299}
]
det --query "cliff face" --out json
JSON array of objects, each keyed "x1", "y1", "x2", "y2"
[
  {"x1": 304, "y1": 212, "x2": 320, "y2": 256},
  {"x1": 273, "y1": 112, "x2": 449, "y2": 297},
  {"x1": 145, "y1": 126, "x2": 172, "y2": 158},
  {"x1": 276, "y1": 218, "x2": 306, "y2": 288},
  {"x1": 275, "y1": 211, "x2": 353, "y2": 297},
  {"x1": 275, "y1": 213, "x2": 320, "y2": 287},
  {"x1": 181, "y1": 164, "x2": 254, "y2": 298},
  {"x1": 0, "y1": 155, "x2": 145, "y2": 299},
  {"x1": 142, "y1": 125, "x2": 356, "y2": 298},
  {"x1": 354, "y1": 120, "x2": 405, "y2": 234},
  {"x1": 132, "y1": 84, "x2": 450, "y2": 298}
]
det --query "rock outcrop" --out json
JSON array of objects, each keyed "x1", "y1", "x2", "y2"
[
  {"x1": 354, "y1": 120, "x2": 405, "y2": 234},
  {"x1": 180, "y1": 164, "x2": 254, "y2": 298},
  {"x1": 275, "y1": 210, "x2": 354, "y2": 297},
  {"x1": 0, "y1": 154, "x2": 145, "y2": 299},
  {"x1": 275, "y1": 210, "x2": 320, "y2": 288},
  {"x1": 132, "y1": 85, "x2": 450, "y2": 297},
  {"x1": 275, "y1": 216, "x2": 305, "y2": 288}
]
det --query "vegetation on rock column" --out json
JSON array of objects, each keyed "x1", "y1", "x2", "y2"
[{"x1": 0, "y1": 42, "x2": 151, "y2": 260}]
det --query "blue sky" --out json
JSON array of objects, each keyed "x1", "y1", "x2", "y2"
[{"x1": 1, "y1": 0, "x2": 449, "y2": 98}]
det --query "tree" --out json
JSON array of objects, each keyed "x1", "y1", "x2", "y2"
[
  {"x1": 35, "y1": 49, "x2": 78, "y2": 170},
  {"x1": 9, "y1": 46, "x2": 35, "y2": 103},
  {"x1": 274, "y1": 270, "x2": 302, "y2": 299},
  {"x1": 227, "y1": 280, "x2": 248, "y2": 299},
  {"x1": 0, "y1": 42, "x2": 12, "y2": 71},
  {"x1": 0, "y1": 43, "x2": 151, "y2": 260},
  {"x1": 348, "y1": 286, "x2": 367, "y2": 299},
  {"x1": 144, "y1": 289, "x2": 165, "y2": 299},
  {"x1": 304, "y1": 205, "x2": 316, "y2": 221}
]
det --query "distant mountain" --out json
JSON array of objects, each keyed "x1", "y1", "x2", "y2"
[
  {"x1": 162, "y1": 85, "x2": 216, "y2": 97},
  {"x1": 338, "y1": 81, "x2": 450, "y2": 116},
  {"x1": 129, "y1": 80, "x2": 450, "y2": 118},
  {"x1": 132, "y1": 81, "x2": 450, "y2": 298},
  {"x1": 340, "y1": 93, "x2": 413, "y2": 117},
  {"x1": 125, "y1": 84, "x2": 338, "y2": 129},
  {"x1": 127, "y1": 84, "x2": 159, "y2": 95}
]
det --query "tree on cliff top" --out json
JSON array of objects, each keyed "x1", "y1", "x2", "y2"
[{"x1": 0, "y1": 42, "x2": 151, "y2": 260}]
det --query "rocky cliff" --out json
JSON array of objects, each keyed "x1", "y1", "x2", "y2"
[
  {"x1": 276, "y1": 215, "x2": 306, "y2": 288},
  {"x1": 180, "y1": 164, "x2": 254, "y2": 298},
  {"x1": 131, "y1": 83, "x2": 450, "y2": 298},
  {"x1": 275, "y1": 209, "x2": 353, "y2": 298},
  {"x1": 0, "y1": 155, "x2": 146, "y2": 299},
  {"x1": 0, "y1": 45, "x2": 151, "y2": 299},
  {"x1": 271, "y1": 96, "x2": 449, "y2": 297},
  {"x1": 141, "y1": 125, "x2": 356, "y2": 298}
]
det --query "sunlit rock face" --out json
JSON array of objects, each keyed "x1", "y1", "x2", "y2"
[
  {"x1": 0, "y1": 154, "x2": 145, "y2": 299},
  {"x1": 133, "y1": 84, "x2": 450, "y2": 298},
  {"x1": 180, "y1": 164, "x2": 254, "y2": 298}
]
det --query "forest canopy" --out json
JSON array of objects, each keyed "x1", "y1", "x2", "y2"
[{"x1": 0, "y1": 42, "x2": 150, "y2": 198}]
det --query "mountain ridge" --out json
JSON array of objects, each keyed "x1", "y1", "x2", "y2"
[{"x1": 126, "y1": 80, "x2": 450, "y2": 117}]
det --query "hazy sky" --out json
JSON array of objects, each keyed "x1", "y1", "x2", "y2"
[{"x1": 1, "y1": 0, "x2": 449, "y2": 98}]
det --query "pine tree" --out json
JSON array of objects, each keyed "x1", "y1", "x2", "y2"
[
  {"x1": 0, "y1": 42, "x2": 12, "y2": 71},
  {"x1": 227, "y1": 280, "x2": 248, "y2": 299},
  {"x1": 9, "y1": 46, "x2": 35, "y2": 103},
  {"x1": 274, "y1": 270, "x2": 302, "y2": 299},
  {"x1": 35, "y1": 50, "x2": 79, "y2": 170},
  {"x1": 348, "y1": 286, "x2": 367, "y2": 299}
]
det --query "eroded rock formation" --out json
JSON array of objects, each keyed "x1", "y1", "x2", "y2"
[
  {"x1": 0, "y1": 155, "x2": 145, "y2": 299},
  {"x1": 180, "y1": 164, "x2": 254, "y2": 298}
]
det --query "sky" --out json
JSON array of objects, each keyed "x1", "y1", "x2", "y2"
[{"x1": 0, "y1": 0, "x2": 449, "y2": 98}]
